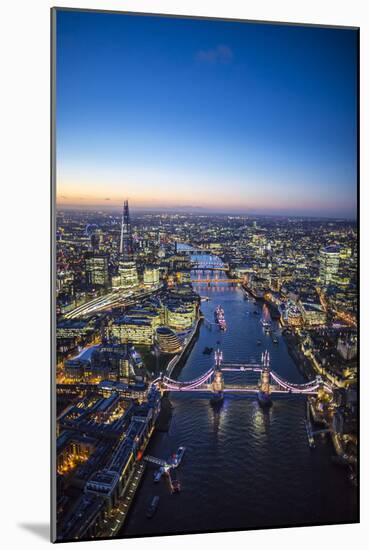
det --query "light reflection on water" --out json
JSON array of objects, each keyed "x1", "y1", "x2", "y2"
[{"x1": 123, "y1": 259, "x2": 357, "y2": 537}]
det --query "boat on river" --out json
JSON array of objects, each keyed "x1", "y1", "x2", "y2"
[
  {"x1": 260, "y1": 304, "x2": 272, "y2": 330},
  {"x1": 214, "y1": 305, "x2": 227, "y2": 330},
  {"x1": 170, "y1": 446, "x2": 186, "y2": 468},
  {"x1": 146, "y1": 496, "x2": 160, "y2": 518},
  {"x1": 154, "y1": 468, "x2": 164, "y2": 482},
  {"x1": 169, "y1": 470, "x2": 181, "y2": 493}
]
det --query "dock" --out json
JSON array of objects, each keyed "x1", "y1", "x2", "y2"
[{"x1": 100, "y1": 461, "x2": 146, "y2": 537}]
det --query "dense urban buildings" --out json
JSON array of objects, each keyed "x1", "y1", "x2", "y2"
[
  {"x1": 53, "y1": 8, "x2": 358, "y2": 543},
  {"x1": 55, "y1": 201, "x2": 357, "y2": 541}
]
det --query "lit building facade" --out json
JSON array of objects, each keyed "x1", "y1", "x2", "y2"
[
  {"x1": 117, "y1": 259, "x2": 138, "y2": 288},
  {"x1": 300, "y1": 302, "x2": 326, "y2": 326},
  {"x1": 117, "y1": 200, "x2": 139, "y2": 288},
  {"x1": 319, "y1": 245, "x2": 340, "y2": 286},
  {"x1": 143, "y1": 266, "x2": 160, "y2": 286},
  {"x1": 279, "y1": 302, "x2": 303, "y2": 327},
  {"x1": 165, "y1": 303, "x2": 197, "y2": 331},
  {"x1": 337, "y1": 335, "x2": 357, "y2": 361},
  {"x1": 110, "y1": 317, "x2": 154, "y2": 345},
  {"x1": 85, "y1": 252, "x2": 109, "y2": 288},
  {"x1": 156, "y1": 326, "x2": 182, "y2": 353}
]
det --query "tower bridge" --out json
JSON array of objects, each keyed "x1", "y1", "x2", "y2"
[{"x1": 151, "y1": 350, "x2": 331, "y2": 401}]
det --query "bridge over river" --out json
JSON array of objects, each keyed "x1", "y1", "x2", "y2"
[
  {"x1": 152, "y1": 350, "x2": 332, "y2": 399},
  {"x1": 124, "y1": 246, "x2": 356, "y2": 537}
]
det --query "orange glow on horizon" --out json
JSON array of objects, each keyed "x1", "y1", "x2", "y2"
[
  {"x1": 56, "y1": 191, "x2": 343, "y2": 214},
  {"x1": 56, "y1": 178, "x2": 352, "y2": 214}
]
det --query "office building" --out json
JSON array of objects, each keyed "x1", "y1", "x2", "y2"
[
  {"x1": 319, "y1": 245, "x2": 340, "y2": 286},
  {"x1": 156, "y1": 326, "x2": 182, "y2": 353},
  {"x1": 143, "y1": 266, "x2": 160, "y2": 286},
  {"x1": 85, "y1": 252, "x2": 109, "y2": 288},
  {"x1": 117, "y1": 200, "x2": 138, "y2": 288}
]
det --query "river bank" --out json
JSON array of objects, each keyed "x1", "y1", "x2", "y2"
[
  {"x1": 149, "y1": 317, "x2": 202, "y2": 434},
  {"x1": 166, "y1": 317, "x2": 202, "y2": 379},
  {"x1": 122, "y1": 259, "x2": 357, "y2": 538},
  {"x1": 282, "y1": 331, "x2": 316, "y2": 381},
  {"x1": 155, "y1": 395, "x2": 173, "y2": 432},
  {"x1": 241, "y1": 284, "x2": 315, "y2": 381}
]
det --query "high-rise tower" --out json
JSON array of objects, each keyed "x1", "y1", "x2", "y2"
[
  {"x1": 120, "y1": 200, "x2": 134, "y2": 261},
  {"x1": 319, "y1": 245, "x2": 340, "y2": 286},
  {"x1": 113, "y1": 200, "x2": 138, "y2": 289},
  {"x1": 85, "y1": 251, "x2": 109, "y2": 288}
]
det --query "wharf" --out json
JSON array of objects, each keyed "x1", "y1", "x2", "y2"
[
  {"x1": 100, "y1": 461, "x2": 146, "y2": 538},
  {"x1": 283, "y1": 331, "x2": 316, "y2": 381}
]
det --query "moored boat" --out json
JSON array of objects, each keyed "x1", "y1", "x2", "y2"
[
  {"x1": 154, "y1": 468, "x2": 164, "y2": 482},
  {"x1": 170, "y1": 446, "x2": 186, "y2": 468},
  {"x1": 170, "y1": 470, "x2": 181, "y2": 493}
]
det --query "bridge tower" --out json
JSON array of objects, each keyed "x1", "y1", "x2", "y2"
[
  {"x1": 157, "y1": 373, "x2": 167, "y2": 396},
  {"x1": 259, "y1": 351, "x2": 271, "y2": 394},
  {"x1": 212, "y1": 369, "x2": 224, "y2": 393},
  {"x1": 211, "y1": 349, "x2": 224, "y2": 404},
  {"x1": 157, "y1": 379, "x2": 165, "y2": 396},
  {"x1": 316, "y1": 375, "x2": 330, "y2": 404},
  {"x1": 258, "y1": 351, "x2": 272, "y2": 407}
]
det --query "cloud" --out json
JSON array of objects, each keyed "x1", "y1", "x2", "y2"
[
  {"x1": 196, "y1": 44, "x2": 233, "y2": 65},
  {"x1": 104, "y1": 197, "x2": 111, "y2": 201}
]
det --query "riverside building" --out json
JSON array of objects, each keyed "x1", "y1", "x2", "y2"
[{"x1": 156, "y1": 326, "x2": 182, "y2": 353}]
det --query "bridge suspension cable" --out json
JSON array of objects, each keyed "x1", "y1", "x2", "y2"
[
  {"x1": 163, "y1": 367, "x2": 214, "y2": 386},
  {"x1": 150, "y1": 350, "x2": 328, "y2": 396}
]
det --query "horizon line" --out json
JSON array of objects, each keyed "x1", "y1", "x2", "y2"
[{"x1": 55, "y1": 203, "x2": 357, "y2": 222}]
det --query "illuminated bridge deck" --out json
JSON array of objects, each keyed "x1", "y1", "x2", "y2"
[{"x1": 151, "y1": 351, "x2": 331, "y2": 397}]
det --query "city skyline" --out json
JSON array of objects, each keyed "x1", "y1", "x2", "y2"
[
  {"x1": 53, "y1": 11, "x2": 358, "y2": 541},
  {"x1": 54, "y1": 201, "x2": 358, "y2": 541},
  {"x1": 56, "y1": 201, "x2": 357, "y2": 221},
  {"x1": 56, "y1": 11, "x2": 357, "y2": 218}
]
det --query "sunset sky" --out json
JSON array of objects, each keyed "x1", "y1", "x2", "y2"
[{"x1": 56, "y1": 10, "x2": 358, "y2": 218}]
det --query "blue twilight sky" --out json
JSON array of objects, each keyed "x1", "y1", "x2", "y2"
[{"x1": 56, "y1": 10, "x2": 358, "y2": 218}]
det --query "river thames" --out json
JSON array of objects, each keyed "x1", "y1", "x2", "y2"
[{"x1": 123, "y1": 257, "x2": 357, "y2": 537}]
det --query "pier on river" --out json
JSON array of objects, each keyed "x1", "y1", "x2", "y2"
[{"x1": 122, "y1": 251, "x2": 357, "y2": 537}]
